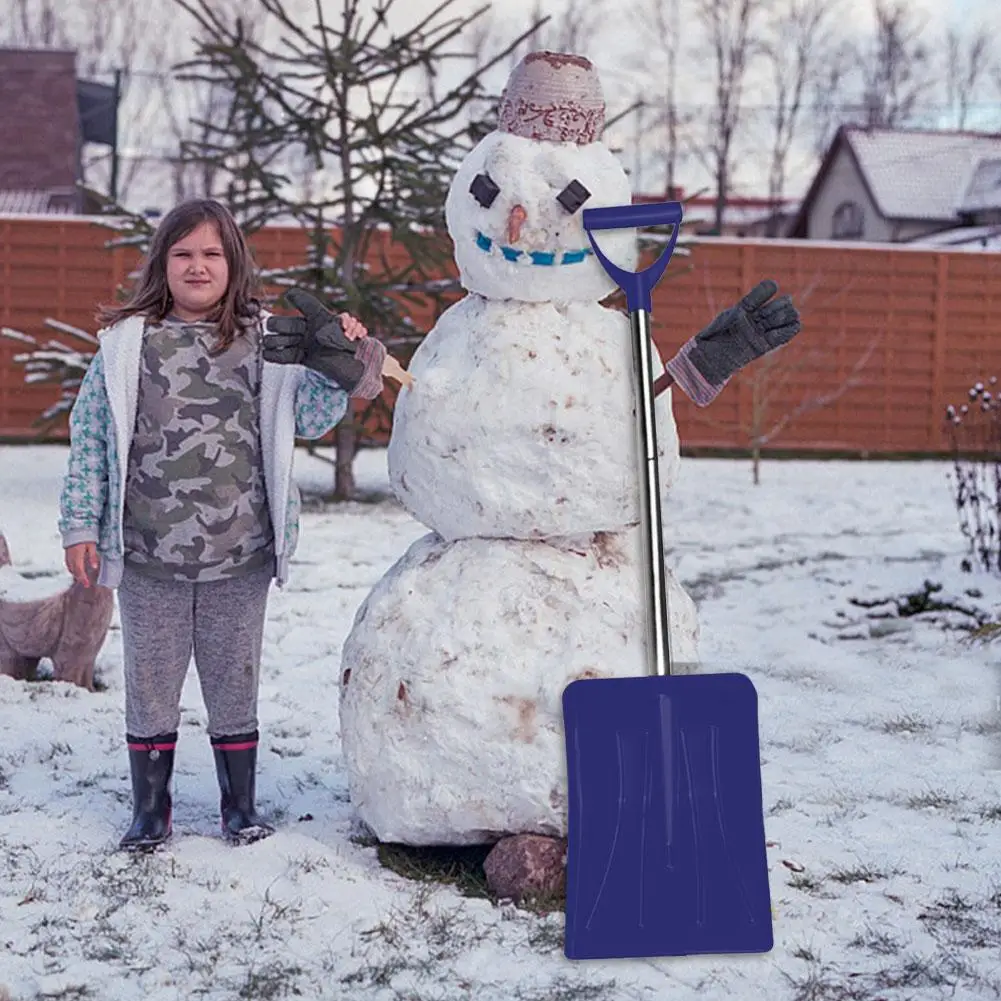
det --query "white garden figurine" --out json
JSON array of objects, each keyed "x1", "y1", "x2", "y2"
[{"x1": 339, "y1": 51, "x2": 699, "y2": 848}]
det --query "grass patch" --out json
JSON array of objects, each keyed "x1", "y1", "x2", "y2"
[
  {"x1": 789, "y1": 872, "x2": 825, "y2": 893},
  {"x1": 511, "y1": 981, "x2": 618, "y2": 1001},
  {"x1": 918, "y1": 889, "x2": 1000, "y2": 949},
  {"x1": 237, "y1": 960, "x2": 305, "y2": 1000},
  {"x1": 787, "y1": 951, "x2": 977, "y2": 1001},
  {"x1": 341, "y1": 883, "x2": 483, "y2": 990},
  {"x1": 791, "y1": 944, "x2": 820, "y2": 962},
  {"x1": 376, "y1": 842, "x2": 493, "y2": 900},
  {"x1": 964, "y1": 715, "x2": 1001, "y2": 736},
  {"x1": 879, "y1": 714, "x2": 932, "y2": 735},
  {"x1": 980, "y1": 804, "x2": 1001, "y2": 821},
  {"x1": 827, "y1": 864, "x2": 888, "y2": 885},
  {"x1": 966, "y1": 620, "x2": 1001, "y2": 642},
  {"x1": 374, "y1": 841, "x2": 568, "y2": 915},
  {"x1": 905, "y1": 790, "x2": 959, "y2": 811},
  {"x1": 850, "y1": 580, "x2": 988, "y2": 629},
  {"x1": 871, "y1": 952, "x2": 971, "y2": 990},
  {"x1": 847, "y1": 927, "x2": 904, "y2": 956},
  {"x1": 785, "y1": 963, "x2": 871, "y2": 1001},
  {"x1": 527, "y1": 918, "x2": 565, "y2": 953}
]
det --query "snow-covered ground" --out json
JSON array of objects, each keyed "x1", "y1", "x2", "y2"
[{"x1": 0, "y1": 445, "x2": 998, "y2": 1001}]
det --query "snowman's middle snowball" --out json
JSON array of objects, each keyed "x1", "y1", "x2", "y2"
[{"x1": 388, "y1": 294, "x2": 681, "y2": 540}]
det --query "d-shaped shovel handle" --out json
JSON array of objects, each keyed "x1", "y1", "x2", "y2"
[{"x1": 582, "y1": 201, "x2": 683, "y2": 314}]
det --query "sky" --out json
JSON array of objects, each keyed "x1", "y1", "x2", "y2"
[
  {"x1": 30, "y1": 0, "x2": 1000, "y2": 212},
  {"x1": 396, "y1": 0, "x2": 1001, "y2": 201}
]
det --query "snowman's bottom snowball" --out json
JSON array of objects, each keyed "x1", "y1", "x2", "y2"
[{"x1": 339, "y1": 530, "x2": 699, "y2": 846}]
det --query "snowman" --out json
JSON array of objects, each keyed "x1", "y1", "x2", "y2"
[{"x1": 338, "y1": 52, "x2": 799, "y2": 849}]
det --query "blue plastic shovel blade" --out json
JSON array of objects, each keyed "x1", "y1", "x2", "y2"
[{"x1": 562, "y1": 672, "x2": 773, "y2": 960}]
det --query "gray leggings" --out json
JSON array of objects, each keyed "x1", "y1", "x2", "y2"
[{"x1": 117, "y1": 565, "x2": 272, "y2": 739}]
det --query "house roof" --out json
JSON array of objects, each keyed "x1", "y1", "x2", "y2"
[
  {"x1": 791, "y1": 126, "x2": 1001, "y2": 235},
  {"x1": 0, "y1": 189, "x2": 76, "y2": 214},
  {"x1": 906, "y1": 224, "x2": 1001, "y2": 250},
  {"x1": 960, "y1": 158, "x2": 1001, "y2": 214},
  {"x1": 849, "y1": 128, "x2": 1001, "y2": 221}
]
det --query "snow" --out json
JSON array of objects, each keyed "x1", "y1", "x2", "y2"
[
  {"x1": 845, "y1": 128, "x2": 1001, "y2": 222},
  {"x1": 0, "y1": 564, "x2": 72, "y2": 603},
  {"x1": 445, "y1": 130, "x2": 636, "y2": 303},
  {"x1": 389, "y1": 295, "x2": 681, "y2": 540},
  {"x1": 1, "y1": 445, "x2": 1000, "y2": 1000},
  {"x1": 340, "y1": 527, "x2": 698, "y2": 845},
  {"x1": 907, "y1": 225, "x2": 1001, "y2": 252}
]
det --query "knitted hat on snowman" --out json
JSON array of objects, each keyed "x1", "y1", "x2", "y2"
[{"x1": 497, "y1": 51, "x2": 605, "y2": 145}]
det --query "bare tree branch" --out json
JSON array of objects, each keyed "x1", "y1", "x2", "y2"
[
  {"x1": 760, "y1": 0, "x2": 837, "y2": 234},
  {"x1": 630, "y1": 0, "x2": 695, "y2": 196},
  {"x1": 808, "y1": 39, "x2": 854, "y2": 159},
  {"x1": 691, "y1": 0, "x2": 762, "y2": 233},
  {"x1": 944, "y1": 24, "x2": 992, "y2": 130},
  {"x1": 168, "y1": 0, "x2": 542, "y2": 499},
  {"x1": 856, "y1": 0, "x2": 934, "y2": 127}
]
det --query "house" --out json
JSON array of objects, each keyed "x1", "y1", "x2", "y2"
[
  {"x1": 635, "y1": 189, "x2": 799, "y2": 237},
  {"x1": 790, "y1": 125, "x2": 1001, "y2": 244},
  {"x1": 0, "y1": 48, "x2": 118, "y2": 215}
]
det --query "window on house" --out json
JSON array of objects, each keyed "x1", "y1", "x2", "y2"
[{"x1": 831, "y1": 201, "x2": 864, "y2": 240}]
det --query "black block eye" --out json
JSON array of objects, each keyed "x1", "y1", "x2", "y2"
[
  {"x1": 470, "y1": 172, "x2": 500, "y2": 208},
  {"x1": 557, "y1": 179, "x2": 591, "y2": 213}
]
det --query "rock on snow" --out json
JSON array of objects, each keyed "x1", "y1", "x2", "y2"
[
  {"x1": 388, "y1": 294, "x2": 681, "y2": 541},
  {"x1": 339, "y1": 528, "x2": 698, "y2": 845}
]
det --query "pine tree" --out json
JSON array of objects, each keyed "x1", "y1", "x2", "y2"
[
  {"x1": 171, "y1": 0, "x2": 541, "y2": 498},
  {"x1": 3, "y1": 1, "x2": 540, "y2": 495}
]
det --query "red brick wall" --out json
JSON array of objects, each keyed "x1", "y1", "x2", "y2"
[{"x1": 0, "y1": 49, "x2": 79, "y2": 191}]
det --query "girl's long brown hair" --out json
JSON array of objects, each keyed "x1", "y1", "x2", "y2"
[{"x1": 96, "y1": 199, "x2": 261, "y2": 353}]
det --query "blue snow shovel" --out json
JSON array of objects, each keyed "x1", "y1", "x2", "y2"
[{"x1": 562, "y1": 201, "x2": 773, "y2": 961}]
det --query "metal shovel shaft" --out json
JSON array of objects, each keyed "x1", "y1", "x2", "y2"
[
  {"x1": 631, "y1": 308, "x2": 672, "y2": 678},
  {"x1": 581, "y1": 199, "x2": 684, "y2": 681}
]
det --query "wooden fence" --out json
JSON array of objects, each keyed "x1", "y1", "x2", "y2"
[{"x1": 1, "y1": 214, "x2": 999, "y2": 454}]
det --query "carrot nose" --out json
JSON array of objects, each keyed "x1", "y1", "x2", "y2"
[{"x1": 507, "y1": 204, "x2": 527, "y2": 245}]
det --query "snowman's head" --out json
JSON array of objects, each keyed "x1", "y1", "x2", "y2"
[{"x1": 445, "y1": 51, "x2": 636, "y2": 303}]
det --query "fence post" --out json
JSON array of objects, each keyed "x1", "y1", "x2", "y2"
[
  {"x1": 931, "y1": 252, "x2": 948, "y2": 452},
  {"x1": 738, "y1": 242, "x2": 756, "y2": 445}
]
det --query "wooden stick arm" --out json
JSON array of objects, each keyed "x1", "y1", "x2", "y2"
[
  {"x1": 382, "y1": 352, "x2": 414, "y2": 390},
  {"x1": 653, "y1": 371, "x2": 674, "y2": 397}
]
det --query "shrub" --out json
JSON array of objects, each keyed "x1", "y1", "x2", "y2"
[{"x1": 946, "y1": 378, "x2": 1001, "y2": 573}]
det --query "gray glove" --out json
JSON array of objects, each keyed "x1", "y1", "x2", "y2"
[
  {"x1": 264, "y1": 288, "x2": 365, "y2": 392},
  {"x1": 664, "y1": 280, "x2": 801, "y2": 406},
  {"x1": 688, "y1": 280, "x2": 800, "y2": 385}
]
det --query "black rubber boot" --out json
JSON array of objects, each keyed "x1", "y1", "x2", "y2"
[
  {"x1": 211, "y1": 731, "x2": 275, "y2": 844},
  {"x1": 119, "y1": 733, "x2": 176, "y2": 851}
]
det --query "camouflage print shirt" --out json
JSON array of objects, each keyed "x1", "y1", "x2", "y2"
[{"x1": 122, "y1": 316, "x2": 275, "y2": 582}]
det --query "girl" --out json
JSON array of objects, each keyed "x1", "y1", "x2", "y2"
[{"x1": 59, "y1": 198, "x2": 394, "y2": 851}]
